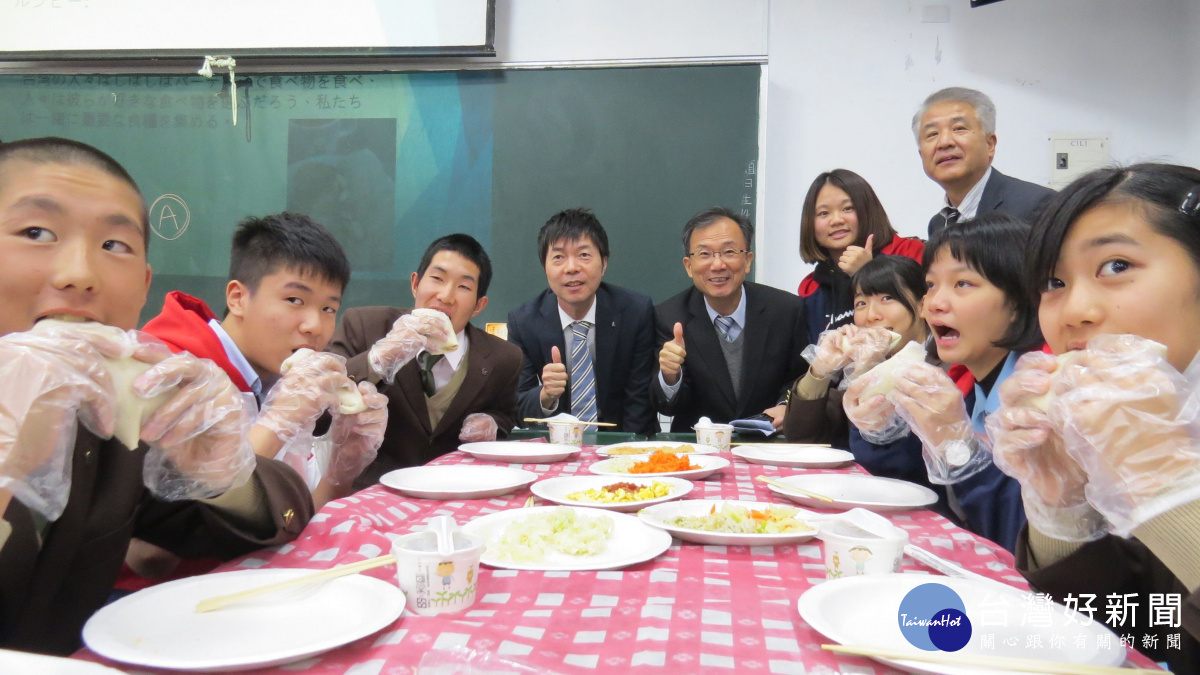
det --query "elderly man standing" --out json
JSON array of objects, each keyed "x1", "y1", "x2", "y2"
[
  {"x1": 915, "y1": 86, "x2": 1055, "y2": 237},
  {"x1": 650, "y1": 207, "x2": 808, "y2": 433}
]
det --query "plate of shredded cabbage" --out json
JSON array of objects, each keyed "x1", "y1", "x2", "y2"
[
  {"x1": 638, "y1": 500, "x2": 820, "y2": 546},
  {"x1": 461, "y1": 505, "x2": 673, "y2": 571},
  {"x1": 530, "y1": 475, "x2": 694, "y2": 512}
]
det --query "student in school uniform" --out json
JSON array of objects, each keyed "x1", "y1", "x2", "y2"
[
  {"x1": 329, "y1": 234, "x2": 523, "y2": 485},
  {"x1": 142, "y1": 212, "x2": 386, "y2": 505},
  {"x1": 0, "y1": 137, "x2": 313, "y2": 655}
]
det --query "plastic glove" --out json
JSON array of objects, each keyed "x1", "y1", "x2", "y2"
[
  {"x1": 845, "y1": 326, "x2": 895, "y2": 381},
  {"x1": 134, "y1": 348, "x2": 257, "y2": 501},
  {"x1": 256, "y1": 351, "x2": 353, "y2": 445},
  {"x1": 889, "y1": 360, "x2": 990, "y2": 484},
  {"x1": 459, "y1": 413, "x2": 498, "y2": 443},
  {"x1": 801, "y1": 325, "x2": 857, "y2": 380},
  {"x1": 322, "y1": 381, "x2": 387, "y2": 486},
  {"x1": 0, "y1": 327, "x2": 121, "y2": 521},
  {"x1": 987, "y1": 351, "x2": 1106, "y2": 542},
  {"x1": 368, "y1": 312, "x2": 454, "y2": 383},
  {"x1": 1052, "y1": 334, "x2": 1200, "y2": 536},
  {"x1": 843, "y1": 369, "x2": 910, "y2": 445}
]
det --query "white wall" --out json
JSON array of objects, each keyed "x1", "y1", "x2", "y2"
[{"x1": 761, "y1": 0, "x2": 1196, "y2": 291}]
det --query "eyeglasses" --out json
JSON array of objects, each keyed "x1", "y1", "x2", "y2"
[{"x1": 687, "y1": 249, "x2": 749, "y2": 263}]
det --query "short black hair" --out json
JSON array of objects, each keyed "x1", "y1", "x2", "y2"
[
  {"x1": 0, "y1": 136, "x2": 149, "y2": 252},
  {"x1": 1027, "y1": 163, "x2": 1200, "y2": 306},
  {"x1": 923, "y1": 212, "x2": 1043, "y2": 352},
  {"x1": 537, "y1": 208, "x2": 610, "y2": 266},
  {"x1": 417, "y1": 233, "x2": 492, "y2": 299},
  {"x1": 852, "y1": 254, "x2": 926, "y2": 320},
  {"x1": 229, "y1": 212, "x2": 352, "y2": 293},
  {"x1": 681, "y1": 206, "x2": 754, "y2": 254}
]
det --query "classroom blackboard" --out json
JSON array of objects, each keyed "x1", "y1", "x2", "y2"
[{"x1": 0, "y1": 65, "x2": 761, "y2": 326}]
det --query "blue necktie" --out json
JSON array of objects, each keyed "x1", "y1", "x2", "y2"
[
  {"x1": 568, "y1": 321, "x2": 599, "y2": 422},
  {"x1": 714, "y1": 315, "x2": 737, "y2": 342}
]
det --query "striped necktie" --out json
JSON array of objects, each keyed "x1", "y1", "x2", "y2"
[
  {"x1": 714, "y1": 315, "x2": 737, "y2": 342},
  {"x1": 568, "y1": 321, "x2": 599, "y2": 423},
  {"x1": 940, "y1": 206, "x2": 961, "y2": 229}
]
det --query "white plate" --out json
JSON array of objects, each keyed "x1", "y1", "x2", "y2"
[
  {"x1": 0, "y1": 649, "x2": 125, "y2": 674},
  {"x1": 530, "y1": 475, "x2": 694, "y2": 512},
  {"x1": 589, "y1": 454, "x2": 731, "y2": 480},
  {"x1": 638, "y1": 499, "x2": 820, "y2": 546},
  {"x1": 732, "y1": 443, "x2": 855, "y2": 468},
  {"x1": 459, "y1": 441, "x2": 580, "y2": 463},
  {"x1": 380, "y1": 465, "x2": 538, "y2": 499},
  {"x1": 595, "y1": 440, "x2": 720, "y2": 456},
  {"x1": 767, "y1": 473, "x2": 938, "y2": 512},
  {"x1": 82, "y1": 569, "x2": 405, "y2": 672},
  {"x1": 461, "y1": 505, "x2": 672, "y2": 571},
  {"x1": 797, "y1": 574, "x2": 1125, "y2": 675}
]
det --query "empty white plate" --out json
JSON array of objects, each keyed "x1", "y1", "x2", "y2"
[
  {"x1": 595, "y1": 440, "x2": 719, "y2": 456},
  {"x1": 767, "y1": 473, "x2": 938, "y2": 512},
  {"x1": 462, "y1": 505, "x2": 672, "y2": 571},
  {"x1": 530, "y1": 475, "x2": 694, "y2": 512},
  {"x1": 380, "y1": 465, "x2": 539, "y2": 499},
  {"x1": 0, "y1": 650, "x2": 125, "y2": 674},
  {"x1": 459, "y1": 441, "x2": 580, "y2": 463},
  {"x1": 83, "y1": 569, "x2": 405, "y2": 672},
  {"x1": 732, "y1": 444, "x2": 854, "y2": 468},
  {"x1": 797, "y1": 574, "x2": 1125, "y2": 674},
  {"x1": 589, "y1": 454, "x2": 730, "y2": 480},
  {"x1": 638, "y1": 499, "x2": 821, "y2": 546}
]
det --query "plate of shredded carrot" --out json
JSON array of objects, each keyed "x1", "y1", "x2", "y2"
[{"x1": 589, "y1": 451, "x2": 730, "y2": 480}]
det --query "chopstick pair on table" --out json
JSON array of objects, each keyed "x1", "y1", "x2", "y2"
[
  {"x1": 523, "y1": 417, "x2": 618, "y2": 427},
  {"x1": 195, "y1": 555, "x2": 397, "y2": 613}
]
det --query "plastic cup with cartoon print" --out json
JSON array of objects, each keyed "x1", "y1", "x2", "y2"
[
  {"x1": 694, "y1": 417, "x2": 733, "y2": 452},
  {"x1": 546, "y1": 413, "x2": 585, "y2": 447},
  {"x1": 391, "y1": 530, "x2": 485, "y2": 615},
  {"x1": 818, "y1": 512, "x2": 908, "y2": 579}
]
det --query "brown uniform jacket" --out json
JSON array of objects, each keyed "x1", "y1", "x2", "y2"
[
  {"x1": 1017, "y1": 530, "x2": 1200, "y2": 673},
  {"x1": 0, "y1": 429, "x2": 313, "y2": 655},
  {"x1": 328, "y1": 306, "x2": 522, "y2": 487}
]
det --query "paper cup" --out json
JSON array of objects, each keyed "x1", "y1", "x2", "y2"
[
  {"x1": 548, "y1": 421, "x2": 584, "y2": 446},
  {"x1": 818, "y1": 518, "x2": 908, "y2": 579},
  {"x1": 695, "y1": 424, "x2": 734, "y2": 452},
  {"x1": 392, "y1": 530, "x2": 485, "y2": 615}
]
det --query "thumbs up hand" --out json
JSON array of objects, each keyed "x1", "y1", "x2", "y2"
[
  {"x1": 838, "y1": 233, "x2": 875, "y2": 276},
  {"x1": 540, "y1": 345, "x2": 569, "y2": 409},
  {"x1": 659, "y1": 322, "x2": 687, "y2": 386}
]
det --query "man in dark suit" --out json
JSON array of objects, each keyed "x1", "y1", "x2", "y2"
[
  {"x1": 915, "y1": 86, "x2": 1055, "y2": 237},
  {"x1": 651, "y1": 207, "x2": 808, "y2": 433},
  {"x1": 507, "y1": 209, "x2": 658, "y2": 436},
  {"x1": 329, "y1": 234, "x2": 522, "y2": 486}
]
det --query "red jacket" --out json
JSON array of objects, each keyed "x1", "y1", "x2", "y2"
[
  {"x1": 798, "y1": 235, "x2": 926, "y2": 297},
  {"x1": 141, "y1": 291, "x2": 252, "y2": 393}
]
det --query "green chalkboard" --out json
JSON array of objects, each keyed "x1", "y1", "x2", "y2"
[{"x1": 0, "y1": 66, "x2": 761, "y2": 326}]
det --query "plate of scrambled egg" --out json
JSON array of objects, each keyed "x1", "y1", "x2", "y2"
[{"x1": 530, "y1": 475, "x2": 694, "y2": 512}]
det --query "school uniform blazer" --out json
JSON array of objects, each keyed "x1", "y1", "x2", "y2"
[
  {"x1": 506, "y1": 283, "x2": 658, "y2": 436},
  {"x1": 0, "y1": 432, "x2": 312, "y2": 655},
  {"x1": 927, "y1": 167, "x2": 1057, "y2": 237},
  {"x1": 329, "y1": 306, "x2": 522, "y2": 487},
  {"x1": 649, "y1": 282, "x2": 809, "y2": 432}
]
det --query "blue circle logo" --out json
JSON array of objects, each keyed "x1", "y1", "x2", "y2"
[{"x1": 897, "y1": 583, "x2": 972, "y2": 652}]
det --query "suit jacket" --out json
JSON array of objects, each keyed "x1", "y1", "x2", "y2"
[
  {"x1": 650, "y1": 282, "x2": 809, "y2": 432},
  {"x1": 329, "y1": 306, "x2": 522, "y2": 486},
  {"x1": 507, "y1": 283, "x2": 658, "y2": 436},
  {"x1": 0, "y1": 432, "x2": 312, "y2": 655},
  {"x1": 928, "y1": 167, "x2": 1056, "y2": 237}
]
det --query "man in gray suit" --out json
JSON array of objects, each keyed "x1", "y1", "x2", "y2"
[{"x1": 915, "y1": 87, "x2": 1055, "y2": 237}]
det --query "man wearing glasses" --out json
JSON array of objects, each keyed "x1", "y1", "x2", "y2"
[{"x1": 651, "y1": 207, "x2": 809, "y2": 432}]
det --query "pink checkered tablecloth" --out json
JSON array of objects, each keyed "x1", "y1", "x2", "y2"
[{"x1": 78, "y1": 443, "x2": 1163, "y2": 674}]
